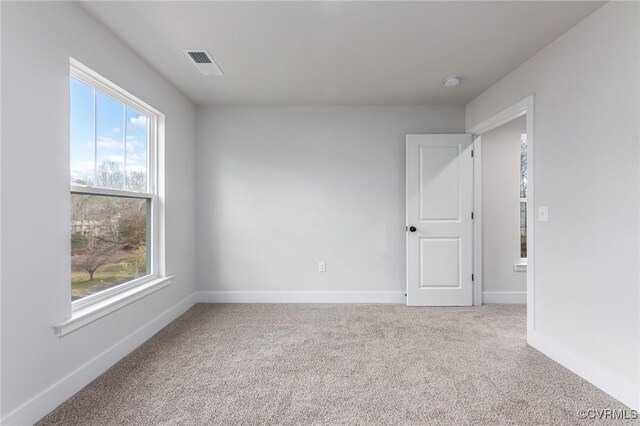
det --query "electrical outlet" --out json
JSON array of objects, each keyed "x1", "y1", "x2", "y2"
[{"x1": 318, "y1": 261, "x2": 326, "y2": 272}]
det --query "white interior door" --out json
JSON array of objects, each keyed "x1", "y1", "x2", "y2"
[{"x1": 406, "y1": 134, "x2": 473, "y2": 306}]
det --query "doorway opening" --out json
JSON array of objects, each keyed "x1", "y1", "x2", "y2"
[
  {"x1": 476, "y1": 115, "x2": 527, "y2": 303},
  {"x1": 467, "y1": 95, "x2": 535, "y2": 338}
]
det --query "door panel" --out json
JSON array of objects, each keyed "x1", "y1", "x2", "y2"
[
  {"x1": 407, "y1": 134, "x2": 473, "y2": 306},
  {"x1": 419, "y1": 146, "x2": 461, "y2": 221},
  {"x1": 419, "y1": 237, "x2": 460, "y2": 288}
]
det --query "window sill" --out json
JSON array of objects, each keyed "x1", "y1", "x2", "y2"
[
  {"x1": 54, "y1": 275, "x2": 174, "y2": 337},
  {"x1": 513, "y1": 262, "x2": 527, "y2": 272}
]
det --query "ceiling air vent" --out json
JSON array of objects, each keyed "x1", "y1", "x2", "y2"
[{"x1": 183, "y1": 49, "x2": 223, "y2": 76}]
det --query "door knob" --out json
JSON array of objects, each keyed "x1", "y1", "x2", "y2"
[{"x1": 409, "y1": 226, "x2": 417, "y2": 232}]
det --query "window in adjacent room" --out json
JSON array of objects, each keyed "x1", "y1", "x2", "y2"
[
  {"x1": 519, "y1": 133, "x2": 527, "y2": 259},
  {"x1": 70, "y1": 60, "x2": 160, "y2": 306}
]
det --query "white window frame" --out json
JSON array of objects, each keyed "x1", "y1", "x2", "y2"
[{"x1": 69, "y1": 59, "x2": 165, "y2": 313}]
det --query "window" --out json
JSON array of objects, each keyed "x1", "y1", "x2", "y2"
[
  {"x1": 70, "y1": 61, "x2": 159, "y2": 307},
  {"x1": 520, "y1": 133, "x2": 527, "y2": 259}
]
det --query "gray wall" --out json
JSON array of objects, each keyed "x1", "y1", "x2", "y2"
[
  {"x1": 196, "y1": 106, "x2": 464, "y2": 297},
  {"x1": 1, "y1": 2, "x2": 197, "y2": 422},
  {"x1": 481, "y1": 116, "x2": 527, "y2": 301},
  {"x1": 466, "y1": 1, "x2": 639, "y2": 404}
]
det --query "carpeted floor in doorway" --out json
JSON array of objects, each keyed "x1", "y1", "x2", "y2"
[{"x1": 38, "y1": 304, "x2": 634, "y2": 425}]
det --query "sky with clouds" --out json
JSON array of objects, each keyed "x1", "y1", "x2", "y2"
[{"x1": 70, "y1": 77, "x2": 148, "y2": 191}]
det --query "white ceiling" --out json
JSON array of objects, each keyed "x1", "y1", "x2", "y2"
[{"x1": 79, "y1": 1, "x2": 604, "y2": 106}]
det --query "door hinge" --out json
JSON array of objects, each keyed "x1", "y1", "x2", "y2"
[
  {"x1": 472, "y1": 274, "x2": 475, "y2": 281},
  {"x1": 471, "y1": 212, "x2": 474, "y2": 220},
  {"x1": 471, "y1": 150, "x2": 474, "y2": 158}
]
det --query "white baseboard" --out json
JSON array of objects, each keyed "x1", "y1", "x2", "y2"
[
  {"x1": 528, "y1": 331, "x2": 639, "y2": 410},
  {"x1": 2, "y1": 294, "x2": 197, "y2": 426},
  {"x1": 483, "y1": 291, "x2": 527, "y2": 304},
  {"x1": 195, "y1": 290, "x2": 406, "y2": 304}
]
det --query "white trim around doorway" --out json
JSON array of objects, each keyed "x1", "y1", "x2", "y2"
[{"x1": 466, "y1": 94, "x2": 535, "y2": 338}]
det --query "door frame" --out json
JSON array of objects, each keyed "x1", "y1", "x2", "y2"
[{"x1": 466, "y1": 94, "x2": 535, "y2": 336}]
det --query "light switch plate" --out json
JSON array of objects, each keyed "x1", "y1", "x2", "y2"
[{"x1": 537, "y1": 206, "x2": 549, "y2": 222}]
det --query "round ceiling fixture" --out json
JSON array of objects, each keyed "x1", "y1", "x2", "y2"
[{"x1": 443, "y1": 75, "x2": 462, "y2": 88}]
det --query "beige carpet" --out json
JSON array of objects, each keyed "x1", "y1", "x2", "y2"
[{"x1": 38, "y1": 304, "x2": 633, "y2": 425}]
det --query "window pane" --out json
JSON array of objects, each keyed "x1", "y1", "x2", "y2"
[
  {"x1": 71, "y1": 194, "x2": 150, "y2": 301},
  {"x1": 520, "y1": 134, "x2": 527, "y2": 199},
  {"x1": 520, "y1": 201, "x2": 527, "y2": 258},
  {"x1": 70, "y1": 77, "x2": 95, "y2": 186},
  {"x1": 96, "y1": 92, "x2": 125, "y2": 189},
  {"x1": 125, "y1": 107, "x2": 148, "y2": 192},
  {"x1": 520, "y1": 134, "x2": 528, "y2": 259}
]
